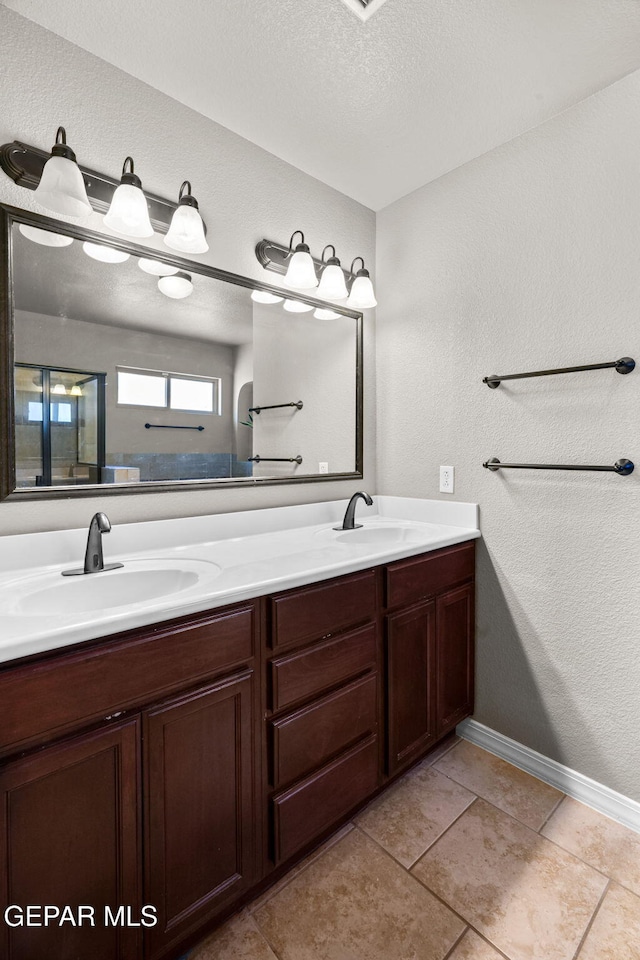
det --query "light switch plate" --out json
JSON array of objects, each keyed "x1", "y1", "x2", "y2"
[{"x1": 440, "y1": 465, "x2": 454, "y2": 494}]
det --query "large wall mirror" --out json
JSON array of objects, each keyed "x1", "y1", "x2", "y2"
[{"x1": 0, "y1": 205, "x2": 363, "y2": 500}]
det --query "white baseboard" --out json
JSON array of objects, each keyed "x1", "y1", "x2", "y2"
[{"x1": 457, "y1": 719, "x2": 640, "y2": 835}]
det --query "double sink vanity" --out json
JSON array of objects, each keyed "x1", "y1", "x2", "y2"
[{"x1": 0, "y1": 494, "x2": 479, "y2": 960}]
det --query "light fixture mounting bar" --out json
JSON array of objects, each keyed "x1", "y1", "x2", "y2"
[
  {"x1": 0, "y1": 140, "x2": 177, "y2": 235},
  {"x1": 256, "y1": 238, "x2": 355, "y2": 281}
]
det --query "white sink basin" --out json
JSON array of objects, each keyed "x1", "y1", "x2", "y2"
[
  {"x1": 316, "y1": 521, "x2": 429, "y2": 546},
  {"x1": 6, "y1": 558, "x2": 222, "y2": 616}
]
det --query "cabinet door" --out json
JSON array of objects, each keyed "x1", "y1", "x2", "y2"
[
  {"x1": 0, "y1": 719, "x2": 141, "y2": 960},
  {"x1": 436, "y1": 583, "x2": 474, "y2": 734},
  {"x1": 144, "y1": 670, "x2": 255, "y2": 960},
  {"x1": 386, "y1": 601, "x2": 436, "y2": 775}
]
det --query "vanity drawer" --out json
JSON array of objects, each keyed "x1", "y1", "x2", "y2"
[
  {"x1": 0, "y1": 603, "x2": 255, "y2": 756},
  {"x1": 385, "y1": 541, "x2": 475, "y2": 610},
  {"x1": 270, "y1": 673, "x2": 378, "y2": 788},
  {"x1": 269, "y1": 570, "x2": 376, "y2": 652},
  {"x1": 269, "y1": 623, "x2": 377, "y2": 713},
  {"x1": 271, "y1": 735, "x2": 379, "y2": 864}
]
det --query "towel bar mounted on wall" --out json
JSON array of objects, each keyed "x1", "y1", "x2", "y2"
[
  {"x1": 483, "y1": 357, "x2": 635, "y2": 388},
  {"x1": 144, "y1": 423, "x2": 205, "y2": 431},
  {"x1": 483, "y1": 458, "x2": 634, "y2": 475},
  {"x1": 248, "y1": 401, "x2": 303, "y2": 414},
  {"x1": 248, "y1": 455, "x2": 303, "y2": 464}
]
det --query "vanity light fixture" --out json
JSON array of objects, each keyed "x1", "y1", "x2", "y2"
[
  {"x1": 164, "y1": 181, "x2": 209, "y2": 254},
  {"x1": 283, "y1": 299, "x2": 314, "y2": 313},
  {"x1": 18, "y1": 224, "x2": 74, "y2": 248},
  {"x1": 70, "y1": 385, "x2": 83, "y2": 397},
  {"x1": 251, "y1": 290, "x2": 284, "y2": 304},
  {"x1": 347, "y1": 257, "x2": 377, "y2": 309},
  {"x1": 32, "y1": 127, "x2": 92, "y2": 219},
  {"x1": 82, "y1": 241, "x2": 130, "y2": 264},
  {"x1": 51, "y1": 382, "x2": 67, "y2": 396},
  {"x1": 283, "y1": 231, "x2": 319, "y2": 290},
  {"x1": 158, "y1": 271, "x2": 193, "y2": 299},
  {"x1": 314, "y1": 307, "x2": 342, "y2": 320},
  {"x1": 103, "y1": 157, "x2": 154, "y2": 238},
  {"x1": 316, "y1": 245, "x2": 349, "y2": 301},
  {"x1": 138, "y1": 257, "x2": 180, "y2": 277}
]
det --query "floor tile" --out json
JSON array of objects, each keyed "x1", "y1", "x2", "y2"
[
  {"x1": 356, "y1": 762, "x2": 475, "y2": 867},
  {"x1": 188, "y1": 909, "x2": 278, "y2": 960},
  {"x1": 411, "y1": 798, "x2": 607, "y2": 960},
  {"x1": 447, "y1": 929, "x2": 508, "y2": 960},
  {"x1": 542, "y1": 797, "x2": 640, "y2": 898},
  {"x1": 577, "y1": 883, "x2": 640, "y2": 960},
  {"x1": 434, "y1": 741, "x2": 563, "y2": 830},
  {"x1": 254, "y1": 826, "x2": 464, "y2": 960}
]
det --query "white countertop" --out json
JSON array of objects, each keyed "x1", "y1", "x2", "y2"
[{"x1": 0, "y1": 496, "x2": 480, "y2": 665}]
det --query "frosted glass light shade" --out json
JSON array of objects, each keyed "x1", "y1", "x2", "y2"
[
  {"x1": 251, "y1": 289, "x2": 283, "y2": 304},
  {"x1": 34, "y1": 155, "x2": 92, "y2": 219},
  {"x1": 317, "y1": 263, "x2": 348, "y2": 300},
  {"x1": 314, "y1": 307, "x2": 341, "y2": 320},
  {"x1": 83, "y1": 241, "x2": 130, "y2": 264},
  {"x1": 51, "y1": 382, "x2": 67, "y2": 396},
  {"x1": 70, "y1": 385, "x2": 83, "y2": 397},
  {"x1": 164, "y1": 203, "x2": 208, "y2": 254},
  {"x1": 284, "y1": 249, "x2": 318, "y2": 289},
  {"x1": 104, "y1": 183, "x2": 153, "y2": 238},
  {"x1": 138, "y1": 258, "x2": 180, "y2": 276},
  {"x1": 158, "y1": 272, "x2": 193, "y2": 299},
  {"x1": 19, "y1": 224, "x2": 74, "y2": 248},
  {"x1": 284, "y1": 299, "x2": 313, "y2": 313},
  {"x1": 347, "y1": 274, "x2": 377, "y2": 308}
]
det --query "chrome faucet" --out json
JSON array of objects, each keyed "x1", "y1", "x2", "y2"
[
  {"x1": 334, "y1": 491, "x2": 373, "y2": 531},
  {"x1": 62, "y1": 513, "x2": 124, "y2": 577}
]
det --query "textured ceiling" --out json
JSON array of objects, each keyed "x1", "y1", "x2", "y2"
[{"x1": 3, "y1": 0, "x2": 640, "y2": 209}]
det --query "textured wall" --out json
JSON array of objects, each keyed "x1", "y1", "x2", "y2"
[
  {"x1": 376, "y1": 71, "x2": 640, "y2": 801},
  {"x1": 0, "y1": 7, "x2": 376, "y2": 533}
]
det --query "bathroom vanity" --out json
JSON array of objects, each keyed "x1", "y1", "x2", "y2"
[{"x1": 0, "y1": 498, "x2": 478, "y2": 960}]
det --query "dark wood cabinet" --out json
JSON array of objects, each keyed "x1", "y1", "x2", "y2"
[
  {"x1": 0, "y1": 719, "x2": 141, "y2": 960},
  {"x1": 386, "y1": 601, "x2": 436, "y2": 775},
  {"x1": 144, "y1": 671, "x2": 256, "y2": 960},
  {"x1": 0, "y1": 539, "x2": 475, "y2": 960}
]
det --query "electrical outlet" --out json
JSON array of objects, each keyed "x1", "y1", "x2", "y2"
[
  {"x1": 318, "y1": 462, "x2": 329, "y2": 474},
  {"x1": 440, "y1": 465, "x2": 454, "y2": 494}
]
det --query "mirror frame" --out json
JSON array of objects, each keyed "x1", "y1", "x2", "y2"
[{"x1": 0, "y1": 203, "x2": 364, "y2": 501}]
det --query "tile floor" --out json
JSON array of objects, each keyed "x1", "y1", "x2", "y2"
[{"x1": 189, "y1": 737, "x2": 640, "y2": 960}]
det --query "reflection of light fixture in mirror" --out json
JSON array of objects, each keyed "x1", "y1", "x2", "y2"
[
  {"x1": 33, "y1": 127, "x2": 92, "y2": 218},
  {"x1": 158, "y1": 271, "x2": 193, "y2": 299},
  {"x1": 283, "y1": 231, "x2": 318, "y2": 290},
  {"x1": 51, "y1": 382, "x2": 67, "y2": 395},
  {"x1": 314, "y1": 307, "x2": 342, "y2": 320},
  {"x1": 317, "y1": 245, "x2": 348, "y2": 301},
  {"x1": 19, "y1": 224, "x2": 74, "y2": 248},
  {"x1": 283, "y1": 299, "x2": 314, "y2": 313},
  {"x1": 82, "y1": 241, "x2": 130, "y2": 263},
  {"x1": 103, "y1": 157, "x2": 154, "y2": 238},
  {"x1": 70, "y1": 384, "x2": 83, "y2": 397},
  {"x1": 164, "y1": 181, "x2": 208, "y2": 254},
  {"x1": 138, "y1": 257, "x2": 180, "y2": 277},
  {"x1": 251, "y1": 289, "x2": 284, "y2": 304},
  {"x1": 347, "y1": 257, "x2": 377, "y2": 308}
]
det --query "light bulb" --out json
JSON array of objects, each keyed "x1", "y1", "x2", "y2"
[
  {"x1": 158, "y1": 272, "x2": 193, "y2": 299},
  {"x1": 104, "y1": 157, "x2": 153, "y2": 238},
  {"x1": 283, "y1": 231, "x2": 318, "y2": 289},
  {"x1": 251, "y1": 289, "x2": 284, "y2": 304},
  {"x1": 317, "y1": 246, "x2": 348, "y2": 300},
  {"x1": 33, "y1": 127, "x2": 92, "y2": 219},
  {"x1": 138, "y1": 257, "x2": 180, "y2": 277},
  {"x1": 314, "y1": 308, "x2": 341, "y2": 320},
  {"x1": 284, "y1": 299, "x2": 313, "y2": 313},
  {"x1": 82, "y1": 241, "x2": 130, "y2": 264},
  {"x1": 164, "y1": 181, "x2": 208, "y2": 254},
  {"x1": 347, "y1": 258, "x2": 377, "y2": 308},
  {"x1": 19, "y1": 224, "x2": 74, "y2": 248}
]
